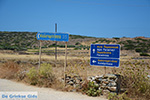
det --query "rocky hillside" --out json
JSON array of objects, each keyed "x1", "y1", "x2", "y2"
[
  {"x1": 0, "y1": 31, "x2": 97, "y2": 51},
  {"x1": 0, "y1": 31, "x2": 150, "y2": 56}
]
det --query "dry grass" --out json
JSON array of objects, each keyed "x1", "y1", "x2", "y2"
[
  {"x1": 1, "y1": 53, "x2": 149, "y2": 79},
  {"x1": 0, "y1": 53, "x2": 89, "y2": 61},
  {"x1": 116, "y1": 60, "x2": 150, "y2": 100},
  {"x1": 28, "y1": 47, "x2": 74, "y2": 51},
  {"x1": 1, "y1": 53, "x2": 145, "y2": 79},
  {"x1": 0, "y1": 52, "x2": 150, "y2": 99},
  {"x1": 0, "y1": 61, "x2": 20, "y2": 79}
]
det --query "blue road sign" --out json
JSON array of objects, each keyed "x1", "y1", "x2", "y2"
[
  {"x1": 90, "y1": 44, "x2": 120, "y2": 67},
  {"x1": 36, "y1": 32, "x2": 69, "y2": 42},
  {"x1": 91, "y1": 44, "x2": 120, "y2": 58},
  {"x1": 55, "y1": 33, "x2": 69, "y2": 42},
  {"x1": 90, "y1": 58, "x2": 120, "y2": 67}
]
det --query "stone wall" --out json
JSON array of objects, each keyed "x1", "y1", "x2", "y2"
[
  {"x1": 87, "y1": 74, "x2": 121, "y2": 94},
  {"x1": 63, "y1": 74, "x2": 121, "y2": 94}
]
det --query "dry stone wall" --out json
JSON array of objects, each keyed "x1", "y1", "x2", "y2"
[{"x1": 63, "y1": 74, "x2": 121, "y2": 94}]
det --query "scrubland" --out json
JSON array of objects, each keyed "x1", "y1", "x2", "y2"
[
  {"x1": 0, "y1": 51, "x2": 150, "y2": 100},
  {"x1": 0, "y1": 32, "x2": 150, "y2": 99}
]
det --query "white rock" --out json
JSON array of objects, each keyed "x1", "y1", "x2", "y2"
[{"x1": 108, "y1": 87, "x2": 117, "y2": 92}]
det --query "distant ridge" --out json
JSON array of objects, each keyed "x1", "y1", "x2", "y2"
[{"x1": 0, "y1": 31, "x2": 150, "y2": 55}]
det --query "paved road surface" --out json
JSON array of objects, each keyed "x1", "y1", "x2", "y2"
[{"x1": 0, "y1": 79, "x2": 107, "y2": 100}]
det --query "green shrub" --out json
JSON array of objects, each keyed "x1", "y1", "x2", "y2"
[
  {"x1": 74, "y1": 48, "x2": 79, "y2": 50},
  {"x1": 26, "y1": 63, "x2": 55, "y2": 87},
  {"x1": 39, "y1": 63, "x2": 55, "y2": 82},
  {"x1": 135, "y1": 48, "x2": 142, "y2": 52},
  {"x1": 69, "y1": 34, "x2": 93, "y2": 39},
  {"x1": 38, "y1": 63, "x2": 55, "y2": 86},
  {"x1": 140, "y1": 53, "x2": 150, "y2": 56},
  {"x1": 39, "y1": 63, "x2": 52, "y2": 77},
  {"x1": 107, "y1": 92, "x2": 131, "y2": 100},
  {"x1": 75, "y1": 42, "x2": 80, "y2": 45},
  {"x1": 83, "y1": 81, "x2": 102, "y2": 97},
  {"x1": 113, "y1": 37, "x2": 120, "y2": 40},
  {"x1": 126, "y1": 40, "x2": 133, "y2": 44},
  {"x1": 67, "y1": 45, "x2": 75, "y2": 48},
  {"x1": 124, "y1": 44, "x2": 136, "y2": 50},
  {"x1": 26, "y1": 67, "x2": 38, "y2": 85}
]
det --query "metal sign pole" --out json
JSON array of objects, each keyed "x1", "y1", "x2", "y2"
[
  {"x1": 38, "y1": 41, "x2": 42, "y2": 69},
  {"x1": 104, "y1": 66, "x2": 106, "y2": 75},
  {"x1": 64, "y1": 42, "x2": 67, "y2": 86},
  {"x1": 114, "y1": 66, "x2": 116, "y2": 74},
  {"x1": 55, "y1": 23, "x2": 57, "y2": 61}
]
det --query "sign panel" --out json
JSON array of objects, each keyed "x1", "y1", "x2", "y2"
[
  {"x1": 37, "y1": 33, "x2": 55, "y2": 41},
  {"x1": 36, "y1": 32, "x2": 69, "y2": 42},
  {"x1": 91, "y1": 44, "x2": 120, "y2": 58},
  {"x1": 90, "y1": 44, "x2": 120, "y2": 67},
  {"x1": 55, "y1": 33, "x2": 69, "y2": 42},
  {"x1": 90, "y1": 58, "x2": 120, "y2": 67}
]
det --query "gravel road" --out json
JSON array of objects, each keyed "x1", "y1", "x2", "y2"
[{"x1": 0, "y1": 79, "x2": 107, "y2": 100}]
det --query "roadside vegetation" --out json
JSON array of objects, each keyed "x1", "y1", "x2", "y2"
[
  {"x1": 26, "y1": 63, "x2": 56, "y2": 87},
  {"x1": 0, "y1": 31, "x2": 150, "y2": 99},
  {"x1": 0, "y1": 58, "x2": 150, "y2": 100}
]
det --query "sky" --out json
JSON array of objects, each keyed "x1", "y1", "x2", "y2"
[{"x1": 0, "y1": 0, "x2": 150, "y2": 38}]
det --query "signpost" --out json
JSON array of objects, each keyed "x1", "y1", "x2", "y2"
[
  {"x1": 36, "y1": 32, "x2": 69, "y2": 42},
  {"x1": 55, "y1": 23, "x2": 57, "y2": 61},
  {"x1": 91, "y1": 44, "x2": 120, "y2": 59},
  {"x1": 36, "y1": 31, "x2": 69, "y2": 86},
  {"x1": 90, "y1": 58, "x2": 120, "y2": 67},
  {"x1": 90, "y1": 44, "x2": 120, "y2": 74}
]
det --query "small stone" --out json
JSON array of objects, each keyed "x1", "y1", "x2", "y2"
[
  {"x1": 70, "y1": 89, "x2": 76, "y2": 92},
  {"x1": 114, "y1": 78, "x2": 118, "y2": 82},
  {"x1": 102, "y1": 79, "x2": 109, "y2": 84},
  {"x1": 95, "y1": 77, "x2": 103, "y2": 84},
  {"x1": 98, "y1": 87, "x2": 102, "y2": 90},
  {"x1": 68, "y1": 81, "x2": 74, "y2": 85},
  {"x1": 87, "y1": 76, "x2": 93, "y2": 81},
  {"x1": 94, "y1": 83, "x2": 99, "y2": 88},
  {"x1": 105, "y1": 86, "x2": 109, "y2": 89},
  {"x1": 95, "y1": 75, "x2": 103, "y2": 78},
  {"x1": 105, "y1": 74, "x2": 117, "y2": 79},
  {"x1": 108, "y1": 82, "x2": 116, "y2": 87},
  {"x1": 103, "y1": 90, "x2": 110, "y2": 95},
  {"x1": 66, "y1": 80, "x2": 70, "y2": 83},
  {"x1": 108, "y1": 87, "x2": 117, "y2": 92},
  {"x1": 100, "y1": 85, "x2": 105, "y2": 89},
  {"x1": 102, "y1": 83, "x2": 107, "y2": 86},
  {"x1": 66, "y1": 76, "x2": 71, "y2": 80},
  {"x1": 74, "y1": 77, "x2": 82, "y2": 84},
  {"x1": 120, "y1": 88, "x2": 127, "y2": 92},
  {"x1": 103, "y1": 75, "x2": 108, "y2": 79},
  {"x1": 75, "y1": 79, "x2": 80, "y2": 84},
  {"x1": 91, "y1": 76, "x2": 95, "y2": 81}
]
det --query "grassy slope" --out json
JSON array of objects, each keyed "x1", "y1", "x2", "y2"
[{"x1": 0, "y1": 31, "x2": 150, "y2": 55}]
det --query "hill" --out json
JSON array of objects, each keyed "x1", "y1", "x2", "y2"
[{"x1": 0, "y1": 31, "x2": 150, "y2": 56}]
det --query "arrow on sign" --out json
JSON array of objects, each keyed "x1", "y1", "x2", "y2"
[
  {"x1": 92, "y1": 60, "x2": 96, "y2": 63},
  {"x1": 38, "y1": 34, "x2": 40, "y2": 39},
  {"x1": 93, "y1": 49, "x2": 95, "y2": 53}
]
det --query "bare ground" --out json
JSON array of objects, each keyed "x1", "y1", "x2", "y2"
[{"x1": 0, "y1": 79, "x2": 107, "y2": 100}]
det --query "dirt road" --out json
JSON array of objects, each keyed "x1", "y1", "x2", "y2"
[{"x1": 0, "y1": 79, "x2": 107, "y2": 100}]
